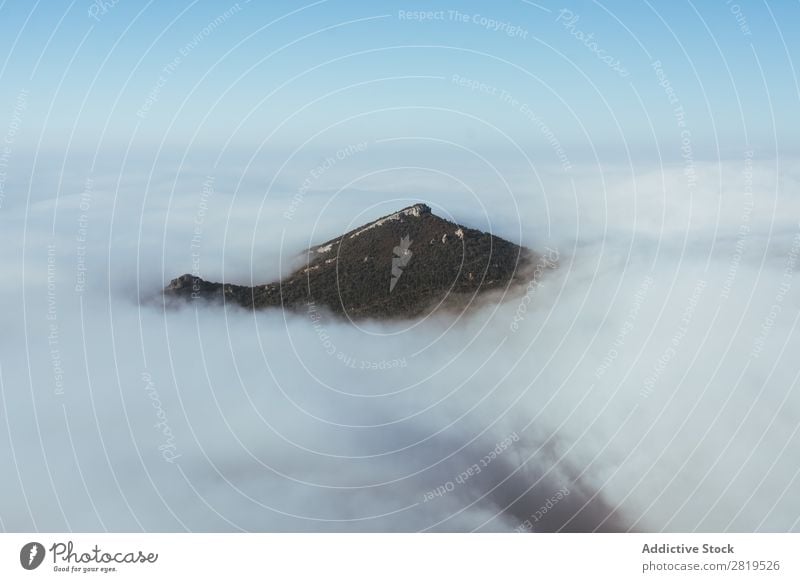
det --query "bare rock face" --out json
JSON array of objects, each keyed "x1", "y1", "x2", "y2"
[{"x1": 165, "y1": 204, "x2": 546, "y2": 320}]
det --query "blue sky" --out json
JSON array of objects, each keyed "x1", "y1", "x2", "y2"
[{"x1": 0, "y1": 0, "x2": 798, "y2": 164}]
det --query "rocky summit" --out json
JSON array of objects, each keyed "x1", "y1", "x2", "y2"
[{"x1": 165, "y1": 203, "x2": 543, "y2": 319}]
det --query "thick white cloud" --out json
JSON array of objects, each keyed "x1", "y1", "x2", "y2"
[{"x1": 0, "y1": 155, "x2": 798, "y2": 532}]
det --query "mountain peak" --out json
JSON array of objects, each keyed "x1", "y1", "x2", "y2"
[
  {"x1": 399, "y1": 202, "x2": 431, "y2": 215},
  {"x1": 337, "y1": 203, "x2": 432, "y2": 242},
  {"x1": 166, "y1": 205, "x2": 547, "y2": 320}
]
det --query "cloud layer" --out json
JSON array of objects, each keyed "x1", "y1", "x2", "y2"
[{"x1": 0, "y1": 154, "x2": 799, "y2": 532}]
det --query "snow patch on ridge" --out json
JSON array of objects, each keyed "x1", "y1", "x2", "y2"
[{"x1": 348, "y1": 204, "x2": 430, "y2": 239}]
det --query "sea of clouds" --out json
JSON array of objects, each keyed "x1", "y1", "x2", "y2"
[{"x1": 0, "y1": 149, "x2": 798, "y2": 532}]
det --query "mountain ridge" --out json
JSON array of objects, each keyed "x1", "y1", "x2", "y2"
[{"x1": 165, "y1": 203, "x2": 545, "y2": 320}]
